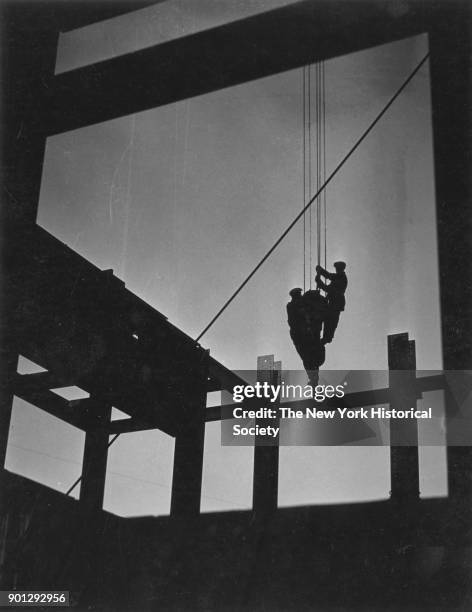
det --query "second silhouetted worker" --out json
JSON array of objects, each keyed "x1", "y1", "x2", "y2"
[{"x1": 315, "y1": 261, "x2": 347, "y2": 344}]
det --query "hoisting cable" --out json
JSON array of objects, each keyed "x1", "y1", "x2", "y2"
[
  {"x1": 302, "y1": 66, "x2": 307, "y2": 292},
  {"x1": 309, "y1": 60, "x2": 320, "y2": 287},
  {"x1": 308, "y1": 65, "x2": 313, "y2": 289},
  {"x1": 310, "y1": 64, "x2": 320, "y2": 274},
  {"x1": 315, "y1": 58, "x2": 327, "y2": 282},
  {"x1": 315, "y1": 62, "x2": 319, "y2": 269},
  {"x1": 196, "y1": 52, "x2": 429, "y2": 342},
  {"x1": 322, "y1": 60, "x2": 327, "y2": 270},
  {"x1": 317, "y1": 61, "x2": 321, "y2": 269}
]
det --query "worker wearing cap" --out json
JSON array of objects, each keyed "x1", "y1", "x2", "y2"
[
  {"x1": 287, "y1": 288, "x2": 325, "y2": 385},
  {"x1": 287, "y1": 288, "x2": 307, "y2": 352},
  {"x1": 315, "y1": 261, "x2": 347, "y2": 344}
]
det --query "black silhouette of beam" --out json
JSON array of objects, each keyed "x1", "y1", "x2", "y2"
[
  {"x1": 13, "y1": 388, "x2": 86, "y2": 431},
  {"x1": 0, "y1": 353, "x2": 18, "y2": 468},
  {"x1": 170, "y1": 359, "x2": 209, "y2": 517},
  {"x1": 108, "y1": 417, "x2": 162, "y2": 435},
  {"x1": 253, "y1": 357, "x2": 280, "y2": 515},
  {"x1": 14, "y1": 372, "x2": 77, "y2": 393},
  {"x1": 79, "y1": 399, "x2": 111, "y2": 510},
  {"x1": 388, "y1": 333, "x2": 419, "y2": 501},
  {"x1": 429, "y1": 9, "x2": 472, "y2": 512},
  {"x1": 46, "y1": 0, "x2": 432, "y2": 135}
]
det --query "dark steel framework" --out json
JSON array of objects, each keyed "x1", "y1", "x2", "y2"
[{"x1": 1, "y1": 0, "x2": 471, "y2": 528}]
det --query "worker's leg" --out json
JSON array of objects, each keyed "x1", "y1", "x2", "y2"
[
  {"x1": 290, "y1": 332, "x2": 306, "y2": 362},
  {"x1": 303, "y1": 341, "x2": 325, "y2": 387},
  {"x1": 307, "y1": 369, "x2": 319, "y2": 387},
  {"x1": 312, "y1": 342, "x2": 326, "y2": 368},
  {"x1": 322, "y1": 311, "x2": 340, "y2": 344},
  {"x1": 307, "y1": 351, "x2": 325, "y2": 387}
]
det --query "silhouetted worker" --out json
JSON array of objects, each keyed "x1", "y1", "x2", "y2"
[
  {"x1": 287, "y1": 288, "x2": 307, "y2": 354},
  {"x1": 315, "y1": 261, "x2": 347, "y2": 344},
  {"x1": 287, "y1": 288, "x2": 325, "y2": 386},
  {"x1": 302, "y1": 288, "x2": 328, "y2": 338}
]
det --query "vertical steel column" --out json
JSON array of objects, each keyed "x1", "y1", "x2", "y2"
[
  {"x1": 388, "y1": 333, "x2": 419, "y2": 501},
  {"x1": 1, "y1": 10, "x2": 59, "y2": 472},
  {"x1": 429, "y1": 5, "x2": 472, "y2": 509},
  {"x1": 0, "y1": 351, "x2": 18, "y2": 469},
  {"x1": 2, "y1": 7, "x2": 59, "y2": 227},
  {"x1": 80, "y1": 400, "x2": 112, "y2": 511},
  {"x1": 170, "y1": 354, "x2": 209, "y2": 517},
  {"x1": 252, "y1": 355, "x2": 281, "y2": 515}
]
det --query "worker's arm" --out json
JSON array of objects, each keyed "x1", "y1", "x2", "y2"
[
  {"x1": 315, "y1": 276, "x2": 329, "y2": 292},
  {"x1": 316, "y1": 265, "x2": 335, "y2": 280}
]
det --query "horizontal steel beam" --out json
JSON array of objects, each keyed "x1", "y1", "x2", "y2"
[
  {"x1": 14, "y1": 372, "x2": 77, "y2": 393},
  {"x1": 14, "y1": 388, "x2": 86, "y2": 431},
  {"x1": 46, "y1": 0, "x2": 431, "y2": 135},
  {"x1": 108, "y1": 417, "x2": 161, "y2": 436}
]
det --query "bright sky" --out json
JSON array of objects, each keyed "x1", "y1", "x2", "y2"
[{"x1": 5, "y1": 2, "x2": 446, "y2": 516}]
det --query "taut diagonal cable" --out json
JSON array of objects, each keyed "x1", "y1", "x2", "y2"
[{"x1": 196, "y1": 53, "x2": 430, "y2": 343}]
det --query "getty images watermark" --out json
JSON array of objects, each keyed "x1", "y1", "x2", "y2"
[{"x1": 219, "y1": 370, "x2": 472, "y2": 446}]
